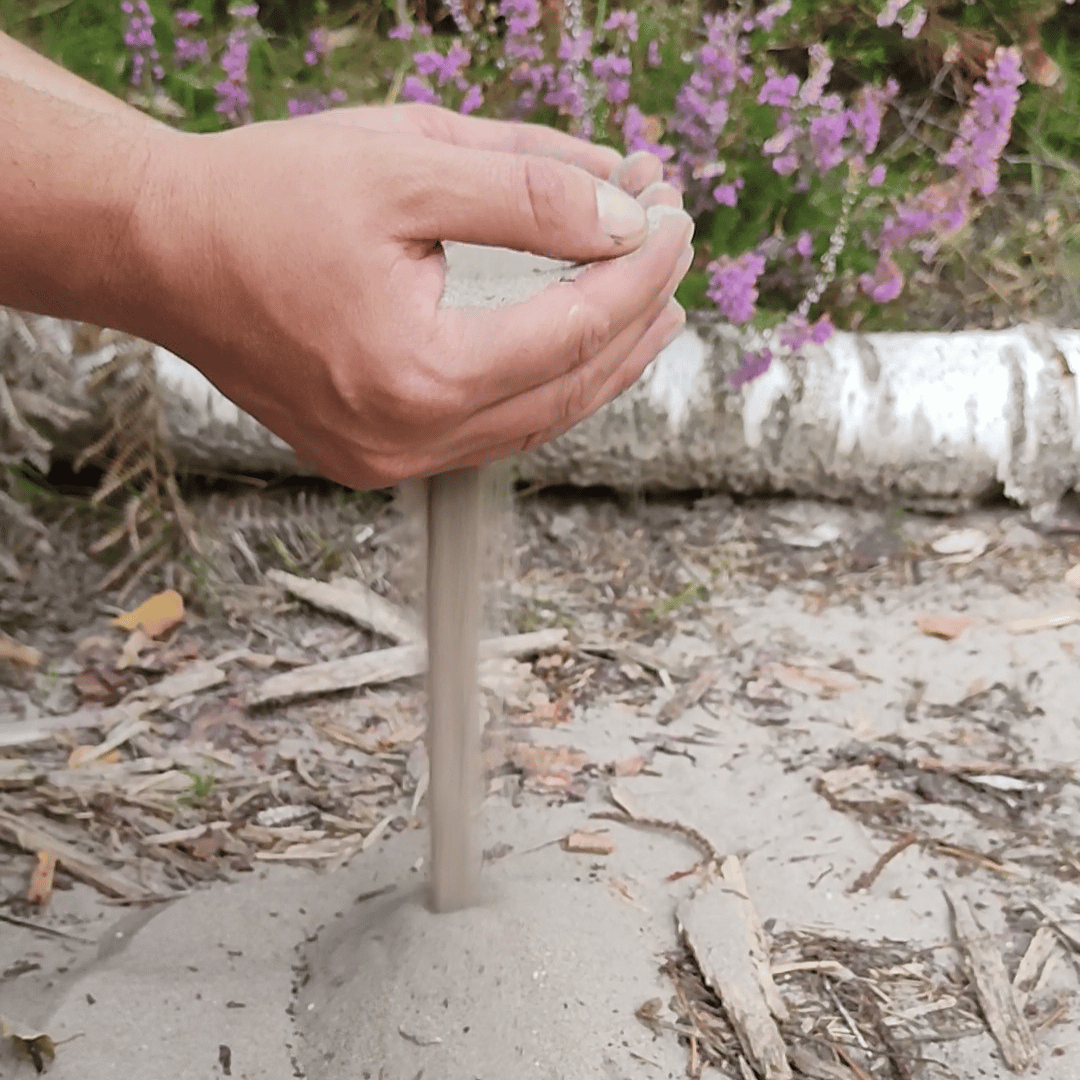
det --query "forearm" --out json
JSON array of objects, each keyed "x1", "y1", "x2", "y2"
[
  {"x1": 0, "y1": 31, "x2": 142, "y2": 117},
  {"x1": 0, "y1": 32, "x2": 178, "y2": 330}
]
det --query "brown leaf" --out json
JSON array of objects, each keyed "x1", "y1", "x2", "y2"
[
  {"x1": 0, "y1": 632, "x2": 41, "y2": 669},
  {"x1": 917, "y1": 614, "x2": 974, "y2": 640},
  {"x1": 113, "y1": 589, "x2": 185, "y2": 639},
  {"x1": 73, "y1": 667, "x2": 127, "y2": 706},
  {"x1": 771, "y1": 663, "x2": 859, "y2": 698},
  {"x1": 507, "y1": 743, "x2": 589, "y2": 778},
  {"x1": 563, "y1": 830, "x2": 615, "y2": 856},
  {"x1": 612, "y1": 756, "x2": 646, "y2": 777},
  {"x1": 26, "y1": 851, "x2": 56, "y2": 905},
  {"x1": 67, "y1": 745, "x2": 121, "y2": 768},
  {"x1": 187, "y1": 833, "x2": 225, "y2": 860}
]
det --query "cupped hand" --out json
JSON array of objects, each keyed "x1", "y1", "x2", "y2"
[{"x1": 137, "y1": 105, "x2": 692, "y2": 488}]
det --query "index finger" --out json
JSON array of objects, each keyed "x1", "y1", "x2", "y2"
[{"x1": 399, "y1": 104, "x2": 625, "y2": 179}]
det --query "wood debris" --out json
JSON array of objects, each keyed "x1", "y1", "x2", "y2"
[
  {"x1": 916, "y1": 614, "x2": 974, "y2": 639},
  {"x1": 562, "y1": 829, "x2": 615, "y2": 855},
  {"x1": 677, "y1": 858, "x2": 792, "y2": 1080},
  {"x1": 247, "y1": 628, "x2": 567, "y2": 707},
  {"x1": 946, "y1": 889, "x2": 1037, "y2": 1072},
  {"x1": 657, "y1": 662, "x2": 722, "y2": 726},
  {"x1": 0, "y1": 810, "x2": 150, "y2": 901},
  {"x1": 267, "y1": 568, "x2": 422, "y2": 644},
  {"x1": 1006, "y1": 610, "x2": 1080, "y2": 634},
  {"x1": 0, "y1": 631, "x2": 41, "y2": 668},
  {"x1": 26, "y1": 850, "x2": 57, "y2": 905}
]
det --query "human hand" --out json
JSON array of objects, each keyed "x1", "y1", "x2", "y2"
[{"x1": 133, "y1": 108, "x2": 692, "y2": 488}]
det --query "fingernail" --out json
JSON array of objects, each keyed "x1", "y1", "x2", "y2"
[
  {"x1": 639, "y1": 180, "x2": 683, "y2": 210},
  {"x1": 646, "y1": 204, "x2": 695, "y2": 246},
  {"x1": 596, "y1": 179, "x2": 647, "y2": 240}
]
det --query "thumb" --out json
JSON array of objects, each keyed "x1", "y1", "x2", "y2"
[{"x1": 399, "y1": 140, "x2": 649, "y2": 261}]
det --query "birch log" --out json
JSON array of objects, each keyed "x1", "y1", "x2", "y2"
[{"x1": 3, "y1": 243, "x2": 1079, "y2": 513}]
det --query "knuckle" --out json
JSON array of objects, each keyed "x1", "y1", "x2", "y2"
[
  {"x1": 571, "y1": 301, "x2": 612, "y2": 366},
  {"x1": 520, "y1": 156, "x2": 573, "y2": 234}
]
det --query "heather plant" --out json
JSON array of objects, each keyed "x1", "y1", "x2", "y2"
[{"x1": 2, "y1": 0, "x2": 1075, "y2": 384}]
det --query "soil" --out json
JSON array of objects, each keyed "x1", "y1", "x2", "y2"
[{"x1": 1, "y1": 487, "x2": 1080, "y2": 1079}]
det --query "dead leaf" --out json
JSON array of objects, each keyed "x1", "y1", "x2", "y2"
[
  {"x1": 1065, "y1": 564, "x2": 1080, "y2": 589},
  {"x1": 67, "y1": 745, "x2": 121, "y2": 768},
  {"x1": 931, "y1": 528, "x2": 989, "y2": 563},
  {"x1": 72, "y1": 667, "x2": 128, "y2": 705},
  {"x1": 0, "y1": 632, "x2": 41, "y2": 669},
  {"x1": 26, "y1": 851, "x2": 56, "y2": 905},
  {"x1": 612, "y1": 755, "x2": 647, "y2": 777},
  {"x1": 507, "y1": 743, "x2": 589, "y2": 777},
  {"x1": 1007, "y1": 610, "x2": 1080, "y2": 635},
  {"x1": 113, "y1": 588, "x2": 185, "y2": 638},
  {"x1": 771, "y1": 662, "x2": 859, "y2": 698},
  {"x1": 0, "y1": 1017, "x2": 56, "y2": 1074},
  {"x1": 563, "y1": 829, "x2": 615, "y2": 856},
  {"x1": 116, "y1": 627, "x2": 151, "y2": 670},
  {"x1": 187, "y1": 833, "x2": 225, "y2": 860},
  {"x1": 917, "y1": 614, "x2": 974, "y2": 640}
]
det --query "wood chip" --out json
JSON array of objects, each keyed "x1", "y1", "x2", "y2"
[
  {"x1": 1012, "y1": 925, "x2": 1058, "y2": 1008},
  {"x1": 946, "y1": 890, "x2": 1036, "y2": 1072},
  {"x1": 26, "y1": 851, "x2": 57, "y2": 905},
  {"x1": 657, "y1": 663, "x2": 722, "y2": 726},
  {"x1": 128, "y1": 660, "x2": 227, "y2": 701},
  {"x1": 0, "y1": 810, "x2": 151, "y2": 901},
  {"x1": 267, "y1": 569, "x2": 422, "y2": 644},
  {"x1": 677, "y1": 858, "x2": 792, "y2": 1080},
  {"x1": 916, "y1": 614, "x2": 975, "y2": 640},
  {"x1": 0, "y1": 701, "x2": 151, "y2": 749},
  {"x1": 1007, "y1": 610, "x2": 1080, "y2": 635},
  {"x1": 247, "y1": 628, "x2": 567, "y2": 707},
  {"x1": 562, "y1": 830, "x2": 615, "y2": 856},
  {"x1": 0, "y1": 631, "x2": 41, "y2": 668},
  {"x1": 771, "y1": 662, "x2": 859, "y2": 698}
]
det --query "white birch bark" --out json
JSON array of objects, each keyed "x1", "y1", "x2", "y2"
[{"x1": 4, "y1": 243, "x2": 1079, "y2": 513}]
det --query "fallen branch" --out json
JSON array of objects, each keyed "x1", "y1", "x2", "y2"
[
  {"x1": 946, "y1": 889, "x2": 1036, "y2": 1072},
  {"x1": 0, "y1": 810, "x2": 152, "y2": 901},
  {"x1": 677, "y1": 859, "x2": 792, "y2": 1080},
  {"x1": 247, "y1": 628, "x2": 568, "y2": 707},
  {"x1": 266, "y1": 569, "x2": 422, "y2": 644}
]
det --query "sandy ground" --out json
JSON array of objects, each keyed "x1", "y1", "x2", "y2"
[{"x1": 2, "y1": 493, "x2": 1080, "y2": 1079}]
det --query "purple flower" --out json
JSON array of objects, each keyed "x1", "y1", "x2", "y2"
[
  {"x1": 175, "y1": 35, "x2": 209, "y2": 65},
  {"x1": 707, "y1": 251, "x2": 766, "y2": 324},
  {"x1": 758, "y1": 71, "x2": 799, "y2": 108},
  {"x1": 799, "y1": 43, "x2": 832, "y2": 105},
  {"x1": 941, "y1": 46, "x2": 1025, "y2": 197},
  {"x1": 121, "y1": 0, "x2": 161, "y2": 86},
  {"x1": 779, "y1": 313, "x2": 834, "y2": 351},
  {"x1": 401, "y1": 75, "x2": 441, "y2": 105},
  {"x1": 388, "y1": 23, "x2": 413, "y2": 40},
  {"x1": 287, "y1": 88, "x2": 347, "y2": 117},
  {"x1": 603, "y1": 10, "x2": 638, "y2": 42},
  {"x1": 591, "y1": 53, "x2": 631, "y2": 105},
  {"x1": 902, "y1": 5, "x2": 927, "y2": 38},
  {"x1": 794, "y1": 232, "x2": 813, "y2": 259},
  {"x1": 459, "y1": 83, "x2": 483, "y2": 114},
  {"x1": 808, "y1": 108, "x2": 848, "y2": 173},
  {"x1": 713, "y1": 178, "x2": 743, "y2": 207},
  {"x1": 753, "y1": 0, "x2": 791, "y2": 32},
  {"x1": 859, "y1": 254, "x2": 904, "y2": 303},
  {"x1": 731, "y1": 348, "x2": 773, "y2": 387},
  {"x1": 214, "y1": 16, "x2": 256, "y2": 124},
  {"x1": 304, "y1": 28, "x2": 330, "y2": 67},
  {"x1": 622, "y1": 104, "x2": 674, "y2": 161},
  {"x1": 175, "y1": 8, "x2": 201, "y2": 27},
  {"x1": 868, "y1": 164, "x2": 886, "y2": 187},
  {"x1": 877, "y1": 0, "x2": 911, "y2": 28},
  {"x1": 647, "y1": 40, "x2": 661, "y2": 67},
  {"x1": 847, "y1": 80, "x2": 896, "y2": 154}
]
